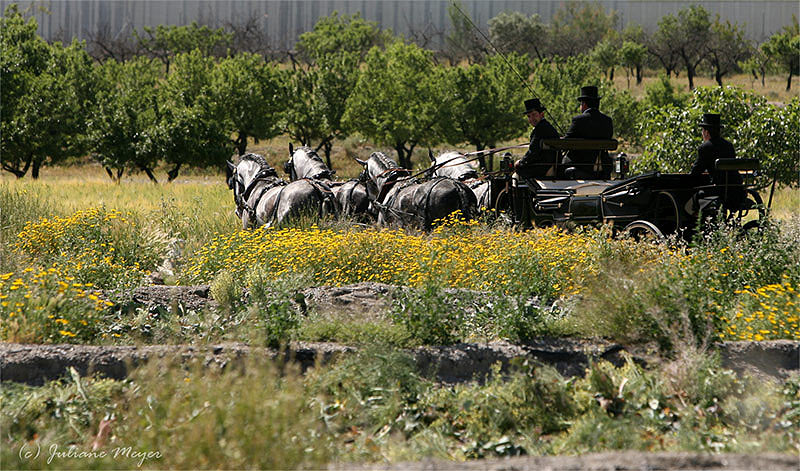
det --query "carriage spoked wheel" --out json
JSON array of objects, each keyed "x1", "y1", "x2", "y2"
[{"x1": 622, "y1": 220, "x2": 665, "y2": 242}]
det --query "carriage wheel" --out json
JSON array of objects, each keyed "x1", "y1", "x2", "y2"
[
  {"x1": 623, "y1": 220, "x2": 665, "y2": 242},
  {"x1": 653, "y1": 191, "x2": 681, "y2": 236}
]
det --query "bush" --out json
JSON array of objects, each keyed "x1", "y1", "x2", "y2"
[{"x1": 636, "y1": 86, "x2": 799, "y2": 188}]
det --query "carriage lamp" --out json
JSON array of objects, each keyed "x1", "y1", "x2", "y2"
[
  {"x1": 613, "y1": 153, "x2": 629, "y2": 179},
  {"x1": 499, "y1": 153, "x2": 514, "y2": 173}
]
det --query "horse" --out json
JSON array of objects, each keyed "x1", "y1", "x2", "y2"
[
  {"x1": 285, "y1": 144, "x2": 373, "y2": 222},
  {"x1": 429, "y1": 151, "x2": 492, "y2": 210},
  {"x1": 356, "y1": 151, "x2": 478, "y2": 229},
  {"x1": 226, "y1": 153, "x2": 336, "y2": 229}
]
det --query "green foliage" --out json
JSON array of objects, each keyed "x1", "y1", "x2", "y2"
[
  {"x1": 549, "y1": 1, "x2": 618, "y2": 57},
  {"x1": 571, "y1": 220, "x2": 800, "y2": 350},
  {"x1": 88, "y1": 57, "x2": 163, "y2": 181},
  {"x1": 244, "y1": 268, "x2": 308, "y2": 348},
  {"x1": 707, "y1": 17, "x2": 752, "y2": 86},
  {"x1": 211, "y1": 52, "x2": 288, "y2": 155},
  {"x1": 636, "y1": 86, "x2": 799, "y2": 187},
  {"x1": 761, "y1": 16, "x2": 800, "y2": 90},
  {"x1": 157, "y1": 50, "x2": 233, "y2": 179},
  {"x1": 439, "y1": 53, "x2": 531, "y2": 153},
  {"x1": 133, "y1": 21, "x2": 231, "y2": 73},
  {"x1": 651, "y1": 5, "x2": 712, "y2": 88},
  {"x1": 643, "y1": 74, "x2": 691, "y2": 109},
  {"x1": 343, "y1": 40, "x2": 443, "y2": 168},
  {"x1": 590, "y1": 36, "x2": 620, "y2": 79},
  {"x1": 619, "y1": 40, "x2": 647, "y2": 86},
  {"x1": 297, "y1": 11, "x2": 389, "y2": 63},
  {"x1": 1, "y1": 6, "x2": 96, "y2": 178},
  {"x1": 487, "y1": 11, "x2": 548, "y2": 60}
]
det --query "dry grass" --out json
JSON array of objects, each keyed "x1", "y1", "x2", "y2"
[{"x1": 613, "y1": 71, "x2": 800, "y2": 104}]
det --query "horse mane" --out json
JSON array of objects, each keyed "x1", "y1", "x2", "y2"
[
  {"x1": 240, "y1": 153, "x2": 277, "y2": 176},
  {"x1": 295, "y1": 146, "x2": 325, "y2": 164},
  {"x1": 370, "y1": 151, "x2": 400, "y2": 170}
]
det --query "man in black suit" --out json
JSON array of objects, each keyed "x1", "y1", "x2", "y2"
[
  {"x1": 515, "y1": 98, "x2": 559, "y2": 179},
  {"x1": 512, "y1": 98, "x2": 559, "y2": 228},
  {"x1": 562, "y1": 86, "x2": 614, "y2": 179},
  {"x1": 690, "y1": 113, "x2": 743, "y2": 209}
]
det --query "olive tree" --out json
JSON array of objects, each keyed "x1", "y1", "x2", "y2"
[{"x1": 651, "y1": 5, "x2": 712, "y2": 89}]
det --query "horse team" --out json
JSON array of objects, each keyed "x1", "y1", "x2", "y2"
[{"x1": 226, "y1": 146, "x2": 483, "y2": 230}]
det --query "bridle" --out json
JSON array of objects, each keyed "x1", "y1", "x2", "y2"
[{"x1": 232, "y1": 165, "x2": 284, "y2": 224}]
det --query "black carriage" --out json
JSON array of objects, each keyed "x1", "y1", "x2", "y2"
[{"x1": 487, "y1": 139, "x2": 766, "y2": 239}]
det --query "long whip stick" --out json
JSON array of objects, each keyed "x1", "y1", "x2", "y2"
[{"x1": 448, "y1": 0, "x2": 564, "y2": 135}]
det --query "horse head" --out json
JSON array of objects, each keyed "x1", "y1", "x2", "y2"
[
  {"x1": 228, "y1": 153, "x2": 279, "y2": 217},
  {"x1": 286, "y1": 144, "x2": 334, "y2": 181},
  {"x1": 431, "y1": 151, "x2": 479, "y2": 181},
  {"x1": 356, "y1": 152, "x2": 410, "y2": 201}
]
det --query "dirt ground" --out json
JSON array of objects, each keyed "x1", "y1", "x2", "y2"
[{"x1": 331, "y1": 451, "x2": 798, "y2": 470}]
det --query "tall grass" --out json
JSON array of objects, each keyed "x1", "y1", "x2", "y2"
[{"x1": 2, "y1": 348, "x2": 797, "y2": 469}]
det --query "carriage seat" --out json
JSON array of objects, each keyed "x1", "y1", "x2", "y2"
[{"x1": 532, "y1": 179, "x2": 616, "y2": 196}]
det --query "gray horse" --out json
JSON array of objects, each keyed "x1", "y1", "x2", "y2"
[
  {"x1": 429, "y1": 151, "x2": 492, "y2": 210},
  {"x1": 285, "y1": 144, "x2": 373, "y2": 222},
  {"x1": 226, "y1": 153, "x2": 336, "y2": 229},
  {"x1": 356, "y1": 152, "x2": 478, "y2": 229}
]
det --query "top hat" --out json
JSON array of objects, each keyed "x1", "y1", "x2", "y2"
[
  {"x1": 698, "y1": 113, "x2": 723, "y2": 129},
  {"x1": 577, "y1": 86, "x2": 602, "y2": 101},
  {"x1": 522, "y1": 98, "x2": 546, "y2": 114}
]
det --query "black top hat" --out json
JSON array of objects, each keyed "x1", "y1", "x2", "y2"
[
  {"x1": 577, "y1": 86, "x2": 601, "y2": 101},
  {"x1": 522, "y1": 98, "x2": 546, "y2": 114},
  {"x1": 698, "y1": 113, "x2": 723, "y2": 129}
]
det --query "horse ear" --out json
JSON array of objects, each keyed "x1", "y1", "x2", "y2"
[
  {"x1": 428, "y1": 149, "x2": 435, "y2": 162},
  {"x1": 289, "y1": 143, "x2": 294, "y2": 155},
  {"x1": 226, "y1": 160, "x2": 235, "y2": 174},
  {"x1": 354, "y1": 158, "x2": 367, "y2": 167}
]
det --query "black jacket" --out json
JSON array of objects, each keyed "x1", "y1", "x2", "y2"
[
  {"x1": 691, "y1": 136, "x2": 743, "y2": 207},
  {"x1": 517, "y1": 118, "x2": 559, "y2": 178},
  {"x1": 562, "y1": 108, "x2": 614, "y2": 178}
]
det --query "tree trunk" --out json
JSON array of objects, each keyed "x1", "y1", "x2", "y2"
[
  {"x1": 715, "y1": 68, "x2": 723, "y2": 86},
  {"x1": 609, "y1": 67, "x2": 614, "y2": 81},
  {"x1": 635, "y1": 65, "x2": 643, "y2": 85},
  {"x1": 31, "y1": 159, "x2": 43, "y2": 179},
  {"x1": 787, "y1": 70, "x2": 793, "y2": 91},
  {"x1": 686, "y1": 64, "x2": 695, "y2": 90},
  {"x1": 140, "y1": 166, "x2": 159, "y2": 183},
  {"x1": 167, "y1": 163, "x2": 182, "y2": 182},
  {"x1": 105, "y1": 167, "x2": 123, "y2": 183},
  {"x1": 235, "y1": 132, "x2": 248, "y2": 156}
]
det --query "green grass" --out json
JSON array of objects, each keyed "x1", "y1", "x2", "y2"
[{"x1": 2, "y1": 348, "x2": 797, "y2": 469}]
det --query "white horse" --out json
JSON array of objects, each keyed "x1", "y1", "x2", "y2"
[
  {"x1": 357, "y1": 152, "x2": 478, "y2": 229},
  {"x1": 429, "y1": 151, "x2": 492, "y2": 210},
  {"x1": 285, "y1": 144, "x2": 373, "y2": 222},
  {"x1": 226, "y1": 153, "x2": 336, "y2": 229}
]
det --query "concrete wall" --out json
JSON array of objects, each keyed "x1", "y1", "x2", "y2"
[{"x1": 2, "y1": 1, "x2": 797, "y2": 48}]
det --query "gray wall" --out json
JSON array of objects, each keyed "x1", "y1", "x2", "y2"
[{"x1": 3, "y1": 1, "x2": 797, "y2": 48}]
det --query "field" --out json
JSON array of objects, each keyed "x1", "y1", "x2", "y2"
[{"x1": 1, "y1": 145, "x2": 799, "y2": 469}]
